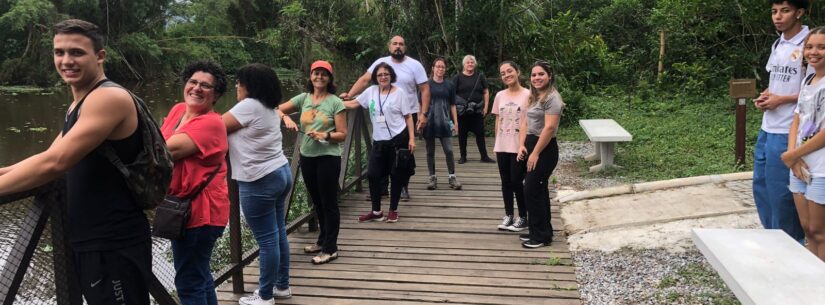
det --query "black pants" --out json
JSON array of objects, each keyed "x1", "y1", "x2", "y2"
[
  {"x1": 524, "y1": 136, "x2": 558, "y2": 243},
  {"x1": 301, "y1": 155, "x2": 341, "y2": 253},
  {"x1": 497, "y1": 152, "x2": 527, "y2": 218},
  {"x1": 458, "y1": 113, "x2": 490, "y2": 160},
  {"x1": 425, "y1": 136, "x2": 455, "y2": 175},
  {"x1": 368, "y1": 133, "x2": 414, "y2": 211},
  {"x1": 75, "y1": 241, "x2": 152, "y2": 305}
]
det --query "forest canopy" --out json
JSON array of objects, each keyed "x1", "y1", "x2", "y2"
[{"x1": 1, "y1": 0, "x2": 823, "y2": 96}]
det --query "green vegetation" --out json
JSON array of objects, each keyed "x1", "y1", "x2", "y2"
[
  {"x1": 653, "y1": 262, "x2": 740, "y2": 305},
  {"x1": 544, "y1": 255, "x2": 563, "y2": 266},
  {"x1": 557, "y1": 88, "x2": 763, "y2": 182},
  {"x1": 1, "y1": 0, "x2": 815, "y2": 181}
]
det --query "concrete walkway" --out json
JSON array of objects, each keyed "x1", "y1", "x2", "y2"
[{"x1": 559, "y1": 172, "x2": 761, "y2": 252}]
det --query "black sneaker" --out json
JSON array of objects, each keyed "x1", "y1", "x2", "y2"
[
  {"x1": 480, "y1": 157, "x2": 496, "y2": 163},
  {"x1": 458, "y1": 157, "x2": 467, "y2": 164},
  {"x1": 518, "y1": 234, "x2": 531, "y2": 242},
  {"x1": 522, "y1": 239, "x2": 551, "y2": 249}
]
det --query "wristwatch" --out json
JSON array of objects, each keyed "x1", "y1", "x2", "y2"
[{"x1": 325, "y1": 132, "x2": 332, "y2": 141}]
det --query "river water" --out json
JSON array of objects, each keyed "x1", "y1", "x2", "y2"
[
  {"x1": 0, "y1": 78, "x2": 305, "y2": 165},
  {"x1": 0, "y1": 78, "x2": 306, "y2": 303}
]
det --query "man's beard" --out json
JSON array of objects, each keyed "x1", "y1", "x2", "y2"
[{"x1": 391, "y1": 49, "x2": 405, "y2": 60}]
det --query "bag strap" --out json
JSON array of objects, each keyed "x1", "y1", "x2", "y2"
[
  {"x1": 186, "y1": 164, "x2": 222, "y2": 200},
  {"x1": 93, "y1": 81, "x2": 146, "y2": 178},
  {"x1": 462, "y1": 72, "x2": 482, "y2": 102}
]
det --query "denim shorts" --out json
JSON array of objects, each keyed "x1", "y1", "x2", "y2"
[{"x1": 788, "y1": 174, "x2": 825, "y2": 205}]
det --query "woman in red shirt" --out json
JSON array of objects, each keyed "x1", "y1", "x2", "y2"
[{"x1": 159, "y1": 61, "x2": 230, "y2": 305}]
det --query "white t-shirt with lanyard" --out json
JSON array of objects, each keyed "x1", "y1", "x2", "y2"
[
  {"x1": 367, "y1": 56, "x2": 429, "y2": 97},
  {"x1": 795, "y1": 73, "x2": 825, "y2": 177},
  {"x1": 357, "y1": 85, "x2": 419, "y2": 141},
  {"x1": 763, "y1": 25, "x2": 811, "y2": 134}
]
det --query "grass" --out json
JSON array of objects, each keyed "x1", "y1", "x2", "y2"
[
  {"x1": 651, "y1": 262, "x2": 740, "y2": 305},
  {"x1": 556, "y1": 89, "x2": 762, "y2": 183}
]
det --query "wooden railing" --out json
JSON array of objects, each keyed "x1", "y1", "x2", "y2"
[
  {"x1": 0, "y1": 108, "x2": 371, "y2": 304},
  {"x1": 212, "y1": 107, "x2": 372, "y2": 293}
]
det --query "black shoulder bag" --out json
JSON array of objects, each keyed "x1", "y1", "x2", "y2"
[
  {"x1": 152, "y1": 163, "x2": 222, "y2": 240},
  {"x1": 456, "y1": 73, "x2": 482, "y2": 116},
  {"x1": 377, "y1": 88, "x2": 415, "y2": 173}
]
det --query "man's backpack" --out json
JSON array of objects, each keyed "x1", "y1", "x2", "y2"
[{"x1": 97, "y1": 81, "x2": 173, "y2": 209}]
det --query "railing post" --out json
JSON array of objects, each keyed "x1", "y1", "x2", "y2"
[
  {"x1": 354, "y1": 110, "x2": 363, "y2": 192},
  {"x1": 48, "y1": 181, "x2": 82, "y2": 305},
  {"x1": 227, "y1": 168, "x2": 244, "y2": 294}
]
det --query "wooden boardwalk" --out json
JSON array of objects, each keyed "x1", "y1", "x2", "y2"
[{"x1": 218, "y1": 141, "x2": 581, "y2": 304}]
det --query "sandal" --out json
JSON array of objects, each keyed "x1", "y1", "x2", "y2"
[
  {"x1": 303, "y1": 244, "x2": 322, "y2": 253},
  {"x1": 311, "y1": 252, "x2": 338, "y2": 265}
]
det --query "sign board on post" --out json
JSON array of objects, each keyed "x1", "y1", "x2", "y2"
[{"x1": 730, "y1": 79, "x2": 756, "y2": 166}]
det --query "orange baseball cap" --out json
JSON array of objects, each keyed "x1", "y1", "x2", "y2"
[{"x1": 310, "y1": 60, "x2": 333, "y2": 75}]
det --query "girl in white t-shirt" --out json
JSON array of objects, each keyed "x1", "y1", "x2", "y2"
[
  {"x1": 492, "y1": 61, "x2": 530, "y2": 232},
  {"x1": 344, "y1": 63, "x2": 418, "y2": 223},
  {"x1": 782, "y1": 26, "x2": 825, "y2": 262}
]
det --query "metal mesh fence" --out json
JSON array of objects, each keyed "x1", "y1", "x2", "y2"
[
  {"x1": 0, "y1": 117, "x2": 365, "y2": 304},
  {"x1": 0, "y1": 191, "x2": 57, "y2": 304}
]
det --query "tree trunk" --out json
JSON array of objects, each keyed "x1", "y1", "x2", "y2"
[
  {"x1": 433, "y1": 0, "x2": 452, "y2": 58},
  {"x1": 658, "y1": 29, "x2": 666, "y2": 81},
  {"x1": 454, "y1": 0, "x2": 462, "y2": 52}
]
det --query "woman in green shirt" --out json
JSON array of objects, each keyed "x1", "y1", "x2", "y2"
[{"x1": 279, "y1": 60, "x2": 348, "y2": 264}]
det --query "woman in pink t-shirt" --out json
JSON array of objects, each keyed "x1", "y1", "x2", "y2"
[
  {"x1": 160, "y1": 61, "x2": 230, "y2": 304},
  {"x1": 491, "y1": 61, "x2": 530, "y2": 232}
]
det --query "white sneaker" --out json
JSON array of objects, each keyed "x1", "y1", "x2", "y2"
[
  {"x1": 274, "y1": 287, "x2": 292, "y2": 299},
  {"x1": 507, "y1": 216, "x2": 528, "y2": 232},
  {"x1": 239, "y1": 290, "x2": 274, "y2": 305},
  {"x1": 497, "y1": 215, "x2": 514, "y2": 230}
]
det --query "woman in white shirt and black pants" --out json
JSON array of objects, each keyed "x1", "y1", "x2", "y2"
[{"x1": 345, "y1": 62, "x2": 418, "y2": 223}]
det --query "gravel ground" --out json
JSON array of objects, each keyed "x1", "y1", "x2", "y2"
[
  {"x1": 558, "y1": 141, "x2": 740, "y2": 305},
  {"x1": 574, "y1": 249, "x2": 738, "y2": 305},
  {"x1": 556, "y1": 141, "x2": 623, "y2": 191}
]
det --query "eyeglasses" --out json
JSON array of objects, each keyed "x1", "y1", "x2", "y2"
[
  {"x1": 376, "y1": 73, "x2": 391, "y2": 78},
  {"x1": 187, "y1": 79, "x2": 215, "y2": 90}
]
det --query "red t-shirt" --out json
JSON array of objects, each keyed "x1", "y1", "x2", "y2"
[{"x1": 161, "y1": 103, "x2": 230, "y2": 228}]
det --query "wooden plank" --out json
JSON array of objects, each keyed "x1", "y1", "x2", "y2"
[
  {"x1": 241, "y1": 269, "x2": 577, "y2": 289},
  {"x1": 283, "y1": 256, "x2": 572, "y2": 273},
  {"x1": 218, "y1": 288, "x2": 580, "y2": 305},
  {"x1": 222, "y1": 138, "x2": 580, "y2": 303},
  {"x1": 228, "y1": 279, "x2": 580, "y2": 299},
  {"x1": 288, "y1": 236, "x2": 571, "y2": 253},
  {"x1": 288, "y1": 250, "x2": 572, "y2": 265},
  {"x1": 285, "y1": 261, "x2": 576, "y2": 280},
  {"x1": 285, "y1": 244, "x2": 570, "y2": 260}
]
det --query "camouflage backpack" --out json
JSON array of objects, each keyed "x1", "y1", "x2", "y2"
[{"x1": 97, "y1": 81, "x2": 173, "y2": 209}]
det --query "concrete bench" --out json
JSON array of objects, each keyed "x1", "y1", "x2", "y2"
[
  {"x1": 579, "y1": 119, "x2": 632, "y2": 172},
  {"x1": 692, "y1": 228, "x2": 825, "y2": 305}
]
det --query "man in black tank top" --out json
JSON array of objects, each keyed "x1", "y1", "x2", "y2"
[{"x1": 0, "y1": 19, "x2": 150, "y2": 305}]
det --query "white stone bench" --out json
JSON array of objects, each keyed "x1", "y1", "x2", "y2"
[
  {"x1": 692, "y1": 228, "x2": 825, "y2": 305},
  {"x1": 579, "y1": 119, "x2": 632, "y2": 172}
]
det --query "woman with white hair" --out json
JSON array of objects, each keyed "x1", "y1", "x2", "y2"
[{"x1": 453, "y1": 55, "x2": 494, "y2": 164}]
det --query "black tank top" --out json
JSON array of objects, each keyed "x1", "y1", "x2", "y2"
[{"x1": 62, "y1": 83, "x2": 150, "y2": 251}]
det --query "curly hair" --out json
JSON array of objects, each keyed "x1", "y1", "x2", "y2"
[
  {"x1": 236, "y1": 63, "x2": 283, "y2": 109},
  {"x1": 180, "y1": 61, "x2": 228, "y2": 98}
]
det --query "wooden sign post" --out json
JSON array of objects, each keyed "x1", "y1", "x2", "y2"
[{"x1": 729, "y1": 79, "x2": 757, "y2": 166}]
